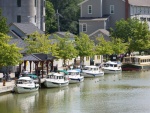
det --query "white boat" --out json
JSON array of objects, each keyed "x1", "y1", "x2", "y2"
[
  {"x1": 67, "y1": 69, "x2": 84, "y2": 83},
  {"x1": 14, "y1": 77, "x2": 39, "y2": 94},
  {"x1": 102, "y1": 61, "x2": 122, "y2": 74},
  {"x1": 44, "y1": 72, "x2": 69, "y2": 88},
  {"x1": 81, "y1": 66, "x2": 104, "y2": 77}
]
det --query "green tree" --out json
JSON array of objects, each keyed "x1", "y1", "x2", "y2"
[
  {"x1": 75, "y1": 32, "x2": 95, "y2": 64},
  {"x1": 111, "y1": 38, "x2": 128, "y2": 55},
  {"x1": 48, "y1": 0, "x2": 83, "y2": 34},
  {"x1": 0, "y1": 9, "x2": 9, "y2": 34},
  {"x1": 55, "y1": 33, "x2": 78, "y2": 65},
  {"x1": 45, "y1": 1, "x2": 57, "y2": 34},
  {"x1": 111, "y1": 18, "x2": 150, "y2": 54},
  {"x1": 25, "y1": 32, "x2": 58, "y2": 56},
  {"x1": 0, "y1": 33, "x2": 22, "y2": 68},
  {"x1": 95, "y1": 36, "x2": 113, "y2": 55}
]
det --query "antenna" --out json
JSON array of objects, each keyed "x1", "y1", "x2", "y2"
[{"x1": 55, "y1": 9, "x2": 63, "y2": 32}]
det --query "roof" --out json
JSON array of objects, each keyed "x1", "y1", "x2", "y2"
[
  {"x1": 22, "y1": 53, "x2": 55, "y2": 61},
  {"x1": 10, "y1": 23, "x2": 44, "y2": 35},
  {"x1": 48, "y1": 72, "x2": 64, "y2": 76},
  {"x1": 18, "y1": 77, "x2": 32, "y2": 81},
  {"x1": 124, "y1": 55, "x2": 150, "y2": 59},
  {"x1": 49, "y1": 32, "x2": 75, "y2": 39},
  {"x1": 78, "y1": 0, "x2": 88, "y2": 6},
  {"x1": 128, "y1": 0, "x2": 150, "y2": 6},
  {"x1": 105, "y1": 61, "x2": 117, "y2": 65},
  {"x1": 9, "y1": 38, "x2": 27, "y2": 53},
  {"x1": 67, "y1": 70, "x2": 80, "y2": 73},
  {"x1": 85, "y1": 66, "x2": 99, "y2": 68},
  {"x1": 89, "y1": 29, "x2": 111, "y2": 45},
  {"x1": 79, "y1": 17, "x2": 108, "y2": 21},
  {"x1": 89, "y1": 29, "x2": 110, "y2": 37}
]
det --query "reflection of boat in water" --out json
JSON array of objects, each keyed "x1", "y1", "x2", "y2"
[
  {"x1": 102, "y1": 61, "x2": 122, "y2": 74},
  {"x1": 81, "y1": 66, "x2": 104, "y2": 77},
  {"x1": 44, "y1": 73, "x2": 69, "y2": 88},
  {"x1": 44, "y1": 87, "x2": 68, "y2": 103},
  {"x1": 122, "y1": 55, "x2": 150, "y2": 71},
  {"x1": 15, "y1": 92, "x2": 39, "y2": 112},
  {"x1": 67, "y1": 70, "x2": 84, "y2": 83},
  {"x1": 14, "y1": 77, "x2": 39, "y2": 93}
]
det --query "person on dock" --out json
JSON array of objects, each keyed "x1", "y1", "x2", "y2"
[{"x1": 2, "y1": 73, "x2": 6, "y2": 86}]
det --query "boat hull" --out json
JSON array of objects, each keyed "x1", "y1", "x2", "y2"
[
  {"x1": 44, "y1": 80, "x2": 69, "y2": 88},
  {"x1": 14, "y1": 85, "x2": 39, "y2": 94},
  {"x1": 121, "y1": 64, "x2": 150, "y2": 71},
  {"x1": 103, "y1": 69, "x2": 122, "y2": 74},
  {"x1": 69, "y1": 76, "x2": 84, "y2": 83},
  {"x1": 81, "y1": 72, "x2": 104, "y2": 78}
]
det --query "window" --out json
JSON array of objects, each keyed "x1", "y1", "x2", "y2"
[
  {"x1": 110, "y1": 5, "x2": 114, "y2": 14},
  {"x1": 88, "y1": 5, "x2": 92, "y2": 14},
  {"x1": 140, "y1": 17, "x2": 146, "y2": 21},
  {"x1": 82, "y1": 23, "x2": 87, "y2": 32},
  {"x1": 17, "y1": 15, "x2": 21, "y2": 23},
  {"x1": 35, "y1": 15, "x2": 36, "y2": 23},
  {"x1": 86, "y1": 56, "x2": 90, "y2": 61},
  {"x1": 17, "y1": 0, "x2": 21, "y2": 7},
  {"x1": 97, "y1": 55, "x2": 100, "y2": 60},
  {"x1": 43, "y1": 0, "x2": 45, "y2": 7},
  {"x1": 147, "y1": 18, "x2": 150, "y2": 22},
  {"x1": 35, "y1": 0, "x2": 37, "y2": 7}
]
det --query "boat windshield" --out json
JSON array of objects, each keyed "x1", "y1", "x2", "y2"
[
  {"x1": 68, "y1": 72, "x2": 79, "y2": 75},
  {"x1": 57, "y1": 76, "x2": 64, "y2": 79},
  {"x1": 17, "y1": 80, "x2": 32, "y2": 84}
]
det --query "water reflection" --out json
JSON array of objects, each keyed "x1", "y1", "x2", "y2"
[{"x1": 1, "y1": 71, "x2": 150, "y2": 113}]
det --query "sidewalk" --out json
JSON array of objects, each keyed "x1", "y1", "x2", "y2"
[{"x1": 0, "y1": 80, "x2": 15, "y2": 94}]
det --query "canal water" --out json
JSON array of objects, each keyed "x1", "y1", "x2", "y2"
[{"x1": 1, "y1": 71, "x2": 150, "y2": 113}]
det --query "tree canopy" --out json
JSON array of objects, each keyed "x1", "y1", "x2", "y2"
[
  {"x1": 95, "y1": 37, "x2": 113, "y2": 55},
  {"x1": 75, "y1": 33, "x2": 95, "y2": 62},
  {"x1": 111, "y1": 18, "x2": 150, "y2": 54},
  {"x1": 45, "y1": 1, "x2": 57, "y2": 34},
  {"x1": 46, "y1": 0, "x2": 83, "y2": 34},
  {"x1": 0, "y1": 9, "x2": 9, "y2": 34},
  {"x1": 0, "y1": 33, "x2": 22, "y2": 68},
  {"x1": 54, "y1": 33, "x2": 78, "y2": 65},
  {"x1": 25, "y1": 32, "x2": 58, "y2": 56}
]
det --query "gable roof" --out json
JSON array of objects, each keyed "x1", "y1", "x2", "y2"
[
  {"x1": 89, "y1": 29, "x2": 110, "y2": 37},
  {"x1": 10, "y1": 23, "x2": 44, "y2": 35},
  {"x1": 78, "y1": 0, "x2": 89, "y2": 6},
  {"x1": 89, "y1": 29, "x2": 111, "y2": 44},
  {"x1": 128, "y1": 0, "x2": 150, "y2": 6},
  {"x1": 22, "y1": 53, "x2": 55, "y2": 61}
]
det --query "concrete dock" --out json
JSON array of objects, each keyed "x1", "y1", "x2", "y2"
[{"x1": 0, "y1": 80, "x2": 15, "y2": 94}]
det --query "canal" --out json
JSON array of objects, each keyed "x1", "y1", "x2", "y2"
[{"x1": 1, "y1": 71, "x2": 150, "y2": 113}]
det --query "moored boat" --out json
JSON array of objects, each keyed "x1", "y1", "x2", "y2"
[
  {"x1": 81, "y1": 66, "x2": 104, "y2": 77},
  {"x1": 121, "y1": 55, "x2": 150, "y2": 71},
  {"x1": 44, "y1": 72, "x2": 69, "y2": 88},
  {"x1": 102, "y1": 61, "x2": 122, "y2": 74},
  {"x1": 67, "y1": 69, "x2": 84, "y2": 83},
  {"x1": 14, "y1": 77, "x2": 39, "y2": 94}
]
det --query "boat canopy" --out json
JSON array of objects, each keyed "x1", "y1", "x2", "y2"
[{"x1": 58, "y1": 70, "x2": 68, "y2": 75}]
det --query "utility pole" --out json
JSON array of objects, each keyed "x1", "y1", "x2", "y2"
[{"x1": 56, "y1": 9, "x2": 63, "y2": 32}]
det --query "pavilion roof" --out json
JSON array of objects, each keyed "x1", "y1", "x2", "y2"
[{"x1": 22, "y1": 53, "x2": 55, "y2": 61}]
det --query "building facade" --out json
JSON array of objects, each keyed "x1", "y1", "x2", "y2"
[
  {"x1": 78, "y1": 0, "x2": 150, "y2": 35},
  {"x1": 0, "y1": 0, "x2": 45, "y2": 31}
]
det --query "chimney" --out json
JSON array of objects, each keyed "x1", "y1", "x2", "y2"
[{"x1": 125, "y1": 0, "x2": 129, "y2": 20}]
